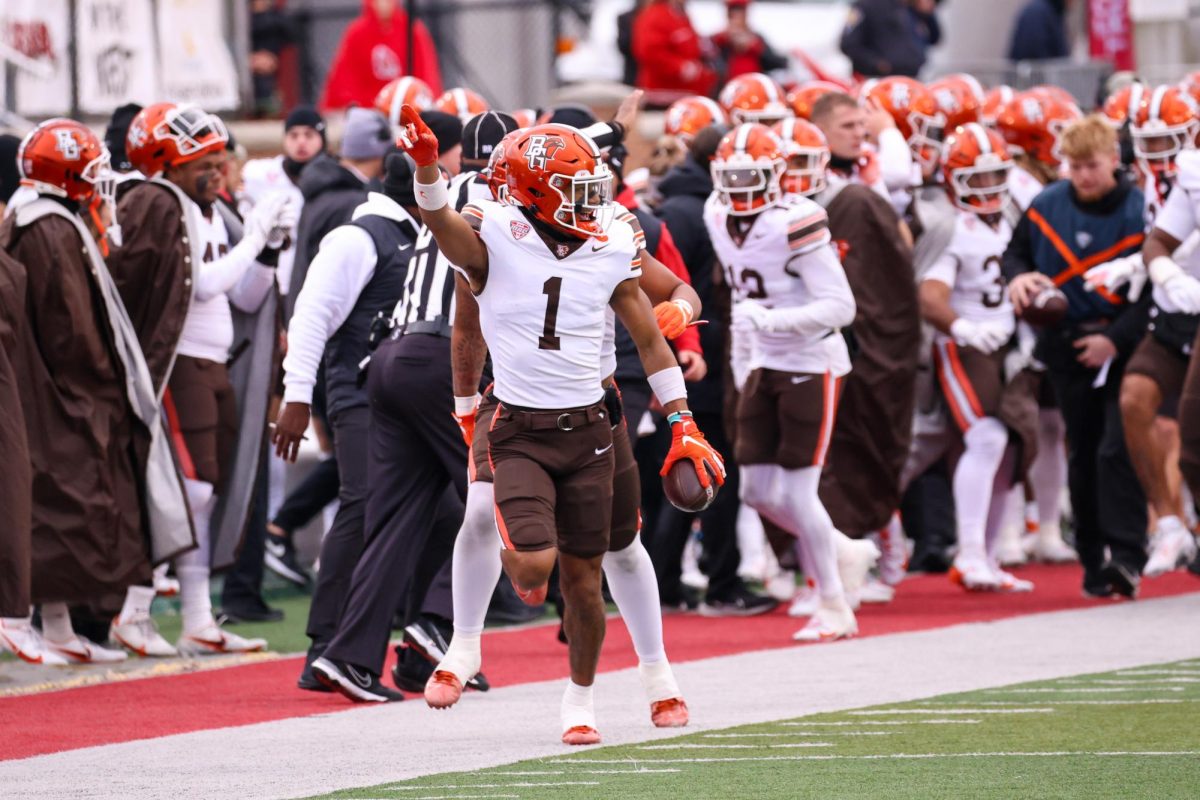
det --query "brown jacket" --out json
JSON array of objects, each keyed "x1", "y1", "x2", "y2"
[{"x1": 0, "y1": 249, "x2": 31, "y2": 616}]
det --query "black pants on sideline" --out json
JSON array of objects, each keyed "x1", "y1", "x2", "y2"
[
  {"x1": 273, "y1": 455, "x2": 340, "y2": 536},
  {"x1": 1044, "y1": 357, "x2": 1147, "y2": 579},
  {"x1": 648, "y1": 409, "x2": 743, "y2": 603},
  {"x1": 221, "y1": 439, "x2": 270, "y2": 607},
  {"x1": 324, "y1": 333, "x2": 468, "y2": 674},
  {"x1": 304, "y1": 404, "x2": 370, "y2": 654}
]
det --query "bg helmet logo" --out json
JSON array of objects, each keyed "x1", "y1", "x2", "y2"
[
  {"x1": 127, "y1": 122, "x2": 148, "y2": 149},
  {"x1": 1021, "y1": 97, "x2": 1045, "y2": 123},
  {"x1": 524, "y1": 135, "x2": 565, "y2": 171},
  {"x1": 54, "y1": 130, "x2": 80, "y2": 160}
]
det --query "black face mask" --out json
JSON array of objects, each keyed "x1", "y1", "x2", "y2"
[{"x1": 282, "y1": 156, "x2": 309, "y2": 182}]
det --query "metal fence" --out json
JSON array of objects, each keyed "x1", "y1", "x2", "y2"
[{"x1": 927, "y1": 58, "x2": 1116, "y2": 111}]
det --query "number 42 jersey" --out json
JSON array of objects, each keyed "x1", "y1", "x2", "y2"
[
  {"x1": 462, "y1": 199, "x2": 642, "y2": 410},
  {"x1": 922, "y1": 210, "x2": 1015, "y2": 341}
]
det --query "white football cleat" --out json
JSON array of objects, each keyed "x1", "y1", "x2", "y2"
[
  {"x1": 994, "y1": 520, "x2": 1028, "y2": 567},
  {"x1": 765, "y1": 570, "x2": 797, "y2": 602},
  {"x1": 1023, "y1": 522, "x2": 1077, "y2": 563},
  {"x1": 992, "y1": 567, "x2": 1034, "y2": 593},
  {"x1": 153, "y1": 565, "x2": 180, "y2": 598},
  {"x1": 177, "y1": 622, "x2": 266, "y2": 656},
  {"x1": 110, "y1": 614, "x2": 178, "y2": 657},
  {"x1": 0, "y1": 618, "x2": 68, "y2": 665},
  {"x1": 836, "y1": 535, "x2": 879, "y2": 611},
  {"x1": 787, "y1": 580, "x2": 820, "y2": 618},
  {"x1": 949, "y1": 558, "x2": 1002, "y2": 591},
  {"x1": 858, "y1": 577, "x2": 896, "y2": 604},
  {"x1": 875, "y1": 515, "x2": 908, "y2": 586},
  {"x1": 1144, "y1": 519, "x2": 1199, "y2": 577},
  {"x1": 45, "y1": 634, "x2": 128, "y2": 664},
  {"x1": 792, "y1": 597, "x2": 857, "y2": 643}
]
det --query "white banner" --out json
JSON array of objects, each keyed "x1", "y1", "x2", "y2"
[
  {"x1": 75, "y1": 0, "x2": 159, "y2": 114},
  {"x1": 3, "y1": 0, "x2": 72, "y2": 117},
  {"x1": 157, "y1": 0, "x2": 240, "y2": 110}
]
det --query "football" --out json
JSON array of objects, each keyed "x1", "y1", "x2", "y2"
[
  {"x1": 663, "y1": 459, "x2": 718, "y2": 513},
  {"x1": 1019, "y1": 285, "x2": 1069, "y2": 327}
]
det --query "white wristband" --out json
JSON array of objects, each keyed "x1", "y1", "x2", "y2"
[
  {"x1": 647, "y1": 366, "x2": 688, "y2": 406},
  {"x1": 454, "y1": 393, "x2": 481, "y2": 416},
  {"x1": 1148, "y1": 255, "x2": 1184, "y2": 286},
  {"x1": 673, "y1": 298, "x2": 694, "y2": 324},
  {"x1": 415, "y1": 177, "x2": 449, "y2": 211}
]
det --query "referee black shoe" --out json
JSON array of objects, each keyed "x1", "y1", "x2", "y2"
[
  {"x1": 392, "y1": 617, "x2": 490, "y2": 693},
  {"x1": 312, "y1": 657, "x2": 405, "y2": 703},
  {"x1": 1099, "y1": 560, "x2": 1141, "y2": 599},
  {"x1": 698, "y1": 583, "x2": 779, "y2": 617},
  {"x1": 264, "y1": 533, "x2": 311, "y2": 589}
]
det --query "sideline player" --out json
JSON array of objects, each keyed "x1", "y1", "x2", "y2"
[{"x1": 396, "y1": 108, "x2": 724, "y2": 745}]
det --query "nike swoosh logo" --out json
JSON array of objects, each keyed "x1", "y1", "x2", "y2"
[
  {"x1": 595, "y1": 443, "x2": 613, "y2": 455},
  {"x1": 791, "y1": 376, "x2": 813, "y2": 385},
  {"x1": 346, "y1": 664, "x2": 373, "y2": 689},
  {"x1": 398, "y1": 244, "x2": 412, "y2": 252},
  {"x1": 592, "y1": 243, "x2": 609, "y2": 252},
  {"x1": 265, "y1": 540, "x2": 286, "y2": 558}
]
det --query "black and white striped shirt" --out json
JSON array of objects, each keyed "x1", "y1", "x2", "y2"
[{"x1": 391, "y1": 171, "x2": 492, "y2": 329}]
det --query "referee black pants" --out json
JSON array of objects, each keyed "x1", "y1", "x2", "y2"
[
  {"x1": 1042, "y1": 350, "x2": 1147, "y2": 581},
  {"x1": 324, "y1": 333, "x2": 467, "y2": 675}
]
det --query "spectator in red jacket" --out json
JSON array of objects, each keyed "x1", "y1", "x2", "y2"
[
  {"x1": 632, "y1": 0, "x2": 717, "y2": 97},
  {"x1": 319, "y1": 0, "x2": 443, "y2": 112},
  {"x1": 711, "y1": 0, "x2": 788, "y2": 81}
]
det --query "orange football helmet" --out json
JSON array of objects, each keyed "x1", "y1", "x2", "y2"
[
  {"x1": 505, "y1": 124, "x2": 614, "y2": 238},
  {"x1": 994, "y1": 90, "x2": 1082, "y2": 167},
  {"x1": 435, "y1": 88, "x2": 490, "y2": 121},
  {"x1": 772, "y1": 118, "x2": 829, "y2": 197},
  {"x1": 929, "y1": 73, "x2": 986, "y2": 132},
  {"x1": 942, "y1": 123, "x2": 1012, "y2": 214},
  {"x1": 1129, "y1": 85, "x2": 1199, "y2": 177},
  {"x1": 126, "y1": 102, "x2": 228, "y2": 178},
  {"x1": 487, "y1": 129, "x2": 521, "y2": 202},
  {"x1": 981, "y1": 85, "x2": 1015, "y2": 128},
  {"x1": 859, "y1": 76, "x2": 945, "y2": 171},
  {"x1": 1102, "y1": 82, "x2": 1149, "y2": 128},
  {"x1": 786, "y1": 80, "x2": 843, "y2": 120},
  {"x1": 1029, "y1": 85, "x2": 1077, "y2": 108},
  {"x1": 664, "y1": 95, "x2": 728, "y2": 144},
  {"x1": 711, "y1": 123, "x2": 786, "y2": 215},
  {"x1": 18, "y1": 117, "x2": 114, "y2": 204},
  {"x1": 719, "y1": 73, "x2": 791, "y2": 126},
  {"x1": 510, "y1": 108, "x2": 539, "y2": 128},
  {"x1": 375, "y1": 77, "x2": 435, "y2": 129}
]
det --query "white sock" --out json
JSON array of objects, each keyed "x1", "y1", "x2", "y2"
[
  {"x1": 602, "y1": 536, "x2": 666, "y2": 664},
  {"x1": 561, "y1": 680, "x2": 596, "y2": 731},
  {"x1": 118, "y1": 585, "x2": 157, "y2": 625},
  {"x1": 452, "y1": 482, "x2": 503, "y2": 638},
  {"x1": 781, "y1": 467, "x2": 844, "y2": 601},
  {"x1": 177, "y1": 565, "x2": 213, "y2": 633},
  {"x1": 182, "y1": 478, "x2": 215, "y2": 567},
  {"x1": 954, "y1": 418, "x2": 1009, "y2": 563},
  {"x1": 40, "y1": 602, "x2": 74, "y2": 643},
  {"x1": 638, "y1": 659, "x2": 681, "y2": 704},
  {"x1": 984, "y1": 448, "x2": 1016, "y2": 561},
  {"x1": 439, "y1": 631, "x2": 481, "y2": 683},
  {"x1": 1033, "y1": 409, "x2": 1067, "y2": 527}
]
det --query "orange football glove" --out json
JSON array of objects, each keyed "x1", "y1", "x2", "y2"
[
  {"x1": 659, "y1": 412, "x2": 725, "y2": 489},
  {"x1": 452, "y1": 395, "x2": 479, "y2": 450},
  {"x1": 397, "y1": 103, "x2": 440, "y2": 167},
  {"x1": 654, "y1": 299, "x2": 694, "y2": 340}
]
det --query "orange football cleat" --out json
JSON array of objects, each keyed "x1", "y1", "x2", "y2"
[
  {"x1": 424, "y1": 670, "x2": 464, "y2": 709},
  {"x1": 562, "y1": 725, "x2": 602, "y2": 745},
  {"x1": 650, "y1": 697, "x2": 690, "y2": 728}
]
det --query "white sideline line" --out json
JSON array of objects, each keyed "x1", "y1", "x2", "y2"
[
  {"x1": 636, "y1": 742, "x2": 835, "y2": 750},
  {"x1": 987, "y1": 687, "x2": 1185, "y2": 694},
  {"x1": 485, "y1": 769, "x2": 681, "y2": 775},
  {"x1": 780, "y1": 720, "x2": 982, "y2": 726},
  {"x1": 1115, "y1": 670, "x2": 1200, "y2": 677},
  {"x1": 946, "y1": 699, "x2": 1189, "y2": 706},
  {"x1": 1058, "y1": 678, "x2": 1200, "y2": 685},
  {"x1": 701, "y1": 732, "x2": 896, "y2": 738},
  {"x1": 551, "y1": 751, "x2": 1200, "y2": 765},
  {"x1": 386, "y1": 783, "x2": 598, "y2": 789},
  {"x1": 847, "y1": 708, "x2": 1054, "y2": 715}
]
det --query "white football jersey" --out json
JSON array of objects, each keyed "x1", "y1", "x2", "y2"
[
  {"x1": 704, "y1": 193, "x2": 852, "y2": 377},
  {"x1": 176, "y1": 202, "x2": 235, "y2": 362},
  {"x1": 467, "y1": 199, "x2": 642, "y2": 410},
  {"x1": 1149, "y1": 150, "x2": 1200, "y2": 310},
  {"x1": 922, "y1": 209, "x2": 1015, "y2": 339},
  {"x1": 601, "y1": 208, "x2": 648, "y2": 378},
  {"x1": 1008, "y1": 165, "x2": 1044, "y2": 212}
]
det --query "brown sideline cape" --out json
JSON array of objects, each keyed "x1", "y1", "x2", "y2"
[
  {"x1": 0, "y1": 207, "x2": 151, "y2": 604},
  {"x1": 817, "y1": 183, "x2": 921, "y2": 537},
  {"x1": 0, "y1": 249, "x2": 31, "y2": 616}
]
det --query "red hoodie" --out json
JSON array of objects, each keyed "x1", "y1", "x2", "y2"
[
  {"x1": 632, "y1": 1, "x2": 716, "y2": 96},
  {"x1": 319, "y1": 0, "x2": 443, "y2": 112}
]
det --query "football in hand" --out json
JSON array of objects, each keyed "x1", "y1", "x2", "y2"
[
  {"x1": 1019, "y1": 286, "x2": 1068, "y2": 327},
  {"x1": 663, "y1": 459, "x2": 718, "y2": 513}
]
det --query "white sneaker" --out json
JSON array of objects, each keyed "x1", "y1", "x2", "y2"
[
  {"x1": 1145, "y1": 519, "x2": 1199, "y2": 577},
  {"x1": 1024, "y1": 522, "x2": 1077, "y2": 563},
  {"x1": 680, "y1": 533, "x2": 708, "y2": 591},
  {"x1": 875, "y1": 516, "x2": 908, "y2": 586},
  {"x1": 153, "y1": 570, "x2": 180, "y2": 598},
  {"x1": 858, "y1": 577, "x2": 896, "y2": 604},
  {"x1": 765, "y1": 570, "x2": 797, "y2": 602},
  {"x1": 110, "y1": 614, "x2": 178, "y2": 657},
  {"x1": 45, "y1": 634, "x2": 128, "y2": 664},
  {"x1": 992, "y1": 566, "x2": 1034, "y2": 593},
  {"x1": 0, "y1": 619, "x2": 68, "y2": 665},
  {"x1": 792, "y1": 598, "x2": 857, "y2": 642},
  {"x1": 994, "y1": 521, "x2": 1028, "y2": 567},
  {"x1": 949, "y1": 557, "x2": 1002, "y2": 591},
  {"x1": 837, "y1": 536, "x2": 879, "y2": 610},
  {"x1": 787, "y1": 581, "x2": 820, "y2": 617},
  {"x1": 177, "y1": 621, "x2": 266, "y2": 656}
]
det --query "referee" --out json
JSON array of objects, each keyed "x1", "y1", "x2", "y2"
[{"x1": 308, "y1": 113, "x2": 518, "y2": 703}]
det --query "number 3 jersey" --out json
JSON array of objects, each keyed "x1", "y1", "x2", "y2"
[
  {"x1": 922, "y1": 210, "x2": 1015, "y2": 341},
  {"x1": 704, "y1": 193, "x2": 854, "y2": 377},
  {"x1": 464, "y1": 199, "x2": 642, "y2": 410}
]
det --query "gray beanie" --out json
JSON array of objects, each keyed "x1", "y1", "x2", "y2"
[{"x1": 340, "y1": 107, "x2": 392, "y2": 161}]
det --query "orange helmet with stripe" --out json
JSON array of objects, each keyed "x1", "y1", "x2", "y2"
[
  {"x1": 1128, "y1": 85, "x2": 1199, "y2": 177},
  {"x1": 772, "y1": 117, "x2": 829, "y2": 198},
  {"x1": 711, "y1": 123, "x2": 786, "y2": 215},
  {"x1": 942, "y1": 122, "x2": 1013, "y2": 214},
  {"x1": 1102, "y1": 82, "x2": 1149, "y2": 128},
  {"x1": 981, "y1": 85, "x2": 1015, "y2": 128},
  {"x1": 786, "y1": 81, "x2": 843, "y2": 120},
  {"x1": 375, "y1": 77, "x2": 435, "y2": 129},
  {"x1": 930, "y1": 73, "x2": 985, "y2": 132},
  {"x1": 435, "y1": 88, "x2": 490, "y2": 121},
  {"x1": 126, "y1": 102, "x2": 228, "y2": 178},
  {"x1": 505, "y1": 124, "x2": 614, "y2": 238},
  {"x1": 719, "y1": 73, "x2": 791, "y2": 126},
  {"x1": 859, "y1": 76, "x2": 945, "y2": 171},
  {"x1": 664, "y1": 96, "x2": 728, "y2": 144},
  {"x1": 994, "y1": 89, "x2": 1081, "y2": 168},
  {"x1": 18, "y1": 118, "x2": 114, "y2": 203}
]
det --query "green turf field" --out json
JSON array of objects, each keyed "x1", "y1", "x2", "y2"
[{"x1": 313, "y1": 659, "x2": 1200, "y2": 800}]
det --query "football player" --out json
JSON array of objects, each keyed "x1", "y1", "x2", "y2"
[
  {"x1": 707, "y1": 123, "x2": 860, "y2": 641},
  {"x1": 918, "y1": 123, "x2": 1034, "y2": 592},
  {"x1": 397, "y1": 108, "x2": 723, "y2": 745}
]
